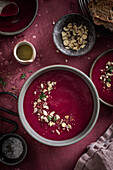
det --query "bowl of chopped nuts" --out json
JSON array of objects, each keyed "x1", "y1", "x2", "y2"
[
  {"x1": 18, "y1": 65, "x2": 99, "y2": 146},
  {"x1": 53, "y1": 13, "x2": 96, "y2": 56}
]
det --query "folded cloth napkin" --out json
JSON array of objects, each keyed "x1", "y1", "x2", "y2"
[{"x1": 74, "y1": 124, "x2": 113, "y2": 170}]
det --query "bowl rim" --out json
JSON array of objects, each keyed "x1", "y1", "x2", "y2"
[
  {"x1": 53, "y1": 13, "x2": 96, "y2": 57},
  {"x1": 90, "y1": 48, "x2": 113, "y2": 107},
  {"x1": 0, "y1": 0, "x2": 38, "y2": 35},
  {"x1": 18, "y1": 65, "x2": 100, "y2": 146}
]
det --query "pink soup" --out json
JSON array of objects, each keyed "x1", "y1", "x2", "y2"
[
  {"x1": 24, "y1": 70, "x2": 94, "y2": 140},
  {"x1": 91, "y1": 50, "x2": 113, "y2": 105}
]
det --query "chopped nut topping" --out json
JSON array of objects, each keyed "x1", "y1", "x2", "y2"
[
  {"x1": 43, "y1": 89, "x2": 47, "y2": 93},
  {"x1": 43, "y1": 110, "x2": 48, "y2": 116},
  {"x1": 100, "y1": 61, "x2": 113, "y2": 90},
  {"x1": 61, "y1": 23, "x2": 88, "y2": 51},
  {"x1": 33, "y1": 80, "x2": 74, "y2": 135},
  {"x1": 55, "y1": 114, "x2": 60, "y2": 120},
  {"x1": 33, "y1": 101, "x2": 37, "y2": 107},
  {"x1": 48, "y1": 121, "x2": 55, "y2": 127},
  {"x1": 34, "y1": 91, "x2": 36, "y2": 95},
  {"x1": 41, "y1": 83, "x2": 44, "y2": 89},
  {"x1": 61, "y1": 122, "x2": 66, "y2": 128},
  {"x1": 50, "y1": 111, "x2": 55, "y2": 117},
  {"x1": 56, "y1": 129, "x2": 60, "y2": 135},
  {"x1": 67, "y1": 124, "x2": 72, "y2": 129},
  {"x1": 34, "y1": 108, "x2": 38, "y2": 113},
  {"x1": 65, "y1": 115, "x2": 69, "y2": 119},
  {"x1": 37, "y1": 99, "x2": 41, "y2": 103},
  {"x1": 106, "y1": 82, "x2": 111, "y2": 88}
]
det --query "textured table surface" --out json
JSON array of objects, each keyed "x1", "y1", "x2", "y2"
[{"x1": 0, "y1": 0, "x2": 113, "y2": 170}]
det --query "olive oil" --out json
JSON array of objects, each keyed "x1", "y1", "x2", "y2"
[{"x1": 17, "y1": 44, "x2": 33, "y2": 60}]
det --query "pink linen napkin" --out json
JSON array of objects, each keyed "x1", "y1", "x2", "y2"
[{"x1": 74, "y1": 124, "x2": 113, "y2": 170}]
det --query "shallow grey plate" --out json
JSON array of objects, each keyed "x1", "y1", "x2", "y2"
[
  {"x1": 18, "y1": 65, "x2": 100, "y2": 146},
  {"x1": 53, "y1": 13, "x2": 96, "y2": 56}
]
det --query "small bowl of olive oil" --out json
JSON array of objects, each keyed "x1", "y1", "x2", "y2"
[{"x1": 14, "y1": 41, "x2": 36, "y2": 65}]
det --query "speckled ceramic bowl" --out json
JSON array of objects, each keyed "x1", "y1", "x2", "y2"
[
  {"x1": 18, "y1": 65, "x2": 100, "y2": 146},
  {"x1": 53, "y1": 13, "x2": 96, "y2": 56},
  {"x1": 0, "y1": 133, "x2": 27, "y2": 165},
  {"x1": 90, "y1": 48, "x2": 113, "y2": 107}
]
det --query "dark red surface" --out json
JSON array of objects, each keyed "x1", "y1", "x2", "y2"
[
  {"x1": 24, "y1": 70, "x2": 93, "y2": 140},
  {"x1": 92, "y1": 51, "x2": 113, "y2": 105},
  {"x1": 0, "y1": 0, "x2": 113, "y2": 170}
]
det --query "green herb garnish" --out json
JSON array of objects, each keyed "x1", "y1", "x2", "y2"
[
  {"x1": 21, "y1": 73, "x2": 26, "y2": 79},
  {"x1": 108, "y1": 66, "x2": 113, "y2": 73},
  {"x1": 39, "y1": 92, "x2": 46, "y2": 100},
  {"x1": 107, "y1": 78, "x2": 111, "y2": 82},
  {"x1": 47, "y1": 116, "x2": 52, "y2": 121},
  {"x1": 28, "y1": 71, "x2": 32, "y2": 73},
  {"x1": 0, "y1": 77, "x2": 7, "y2": 87},
  {"x1": 53, "y1": 116, "x2": 57, "y2": 122}
]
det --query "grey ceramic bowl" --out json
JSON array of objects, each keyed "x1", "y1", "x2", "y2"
[
  {"x1": 18, "y1": 65, "x2": 100, "y2": 146},
  {"x1": 0, "y1": 133, "x2": 27, "y2": 165},
  {"x1": 53, "y1": 13, "x2": 96, "y2": 56},
  {"x1": 0, "y1": 0, "x2": 38, "y2": 35},
  {"x1": 90, "y1": 48, "x2": 113, "y2": 107}
]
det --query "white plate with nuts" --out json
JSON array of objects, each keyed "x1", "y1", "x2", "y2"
[{"x1": 53, "y1": 13, "x2": 96, "y2": 56}]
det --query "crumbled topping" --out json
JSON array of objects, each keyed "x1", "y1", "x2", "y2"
[
  {"x1": 61, "y1": 122, "x2": 66, "y2": 128},
  {"x1": 41, "y1": 83, "x2": 44, "y2": 89},
  {"x1": 33, "y1": 80, "x2": 75, "y2": 135},
  {"x1": 34, "y1": 91, "x2": 36, "y2": 95},
  {"x1": 56, "y1": 129, "x2": 60, "y2": 135},
  {"x1": 61, "y1": 23, "x2": 88, "y2": 51},
  {"x1": 52, "y1": 21, "x2": 55, "y2": 25},
  {"x1": 100, "y1": 61, "x2": 113, "y2": 90}
]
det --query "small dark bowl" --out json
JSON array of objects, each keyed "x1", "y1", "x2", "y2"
[
  {"x1": 53, "y1": 13, "x2": 96, "y2": 56},
  {"x1": 0, "y1": 134, "x2": 27, "y2": 165},
  {"x1": 0, "y1": 0, "x2": 38, "y2": 35}
]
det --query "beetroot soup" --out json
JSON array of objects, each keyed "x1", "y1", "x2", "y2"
[
  {"x1": 24, "y1": 70, "x2": 94, "y2": 140},
  {"x1": 91, "y1": 50, "x2": 113, "y2": 106}
]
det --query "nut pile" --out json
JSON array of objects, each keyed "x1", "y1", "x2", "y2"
[
  {"x1": 61, "y1": 23, "x2": 88, "y2": 51},
  {"x1": 100, "y1": 61, "x2": 113, "y2": 90},
  {"x1": 33, "y1": 81, "x2": 75, "y2": 135}
]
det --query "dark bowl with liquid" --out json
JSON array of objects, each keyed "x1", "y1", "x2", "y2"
[{"x1": 0, "y1": 0, "x2": 38, "y2": 35}]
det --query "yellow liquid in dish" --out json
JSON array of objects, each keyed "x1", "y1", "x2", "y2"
[{"x1": 17, "y1": 45, "x2": 33, "y2": 60}]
